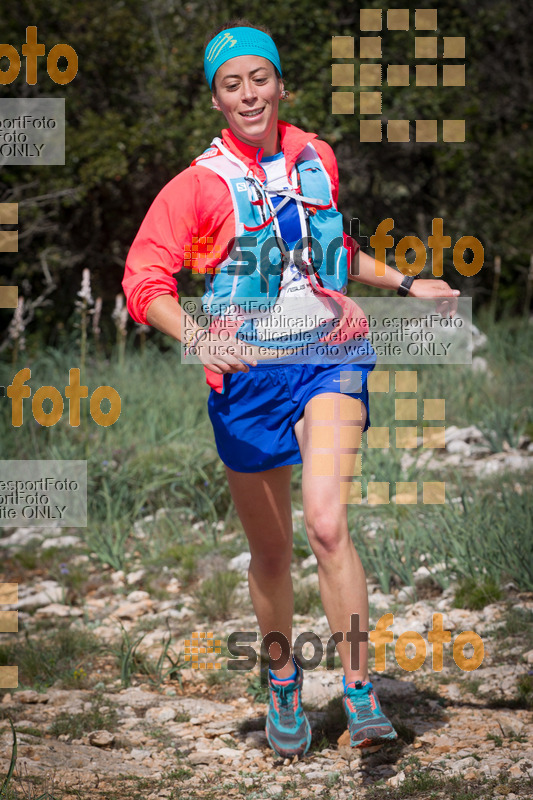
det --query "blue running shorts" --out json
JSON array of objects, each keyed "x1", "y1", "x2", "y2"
[{"x1": 207, "y1": 336, "x2": 377, "y2": 473}]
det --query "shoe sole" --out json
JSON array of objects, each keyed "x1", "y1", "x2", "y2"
[{"x1": 266, "y1": 717, "x2": 312, "y2": 758}]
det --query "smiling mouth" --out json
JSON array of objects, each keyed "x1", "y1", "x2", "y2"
[{"x1": 240, "y1": 108, "x2": 265, "y2": 118}]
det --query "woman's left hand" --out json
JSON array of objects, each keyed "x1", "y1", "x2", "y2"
[{"x1": 408, "y1": 278, "x2": 460, "y2": 318}]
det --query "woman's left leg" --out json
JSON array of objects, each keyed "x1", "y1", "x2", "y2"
[{"x1": 293, "y1": 392, "x2": 368, "y2": 682}]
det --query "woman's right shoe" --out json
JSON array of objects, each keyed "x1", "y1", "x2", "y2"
[{"x1": 265, "y1": 658, "x2": 312, "y2": 758}]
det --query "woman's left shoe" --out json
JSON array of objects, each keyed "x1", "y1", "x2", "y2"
[{"x1": 343, "y1": 680, "x2": 398, "y2": 747}]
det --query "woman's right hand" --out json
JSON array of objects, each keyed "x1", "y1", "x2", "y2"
[{"x1": 193, "y1": 331, "x2": 258, "y2": 374}]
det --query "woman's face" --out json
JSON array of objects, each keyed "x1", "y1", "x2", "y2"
[{"x1": 212, "y1": 55, "x2": 284, "y2": 156}]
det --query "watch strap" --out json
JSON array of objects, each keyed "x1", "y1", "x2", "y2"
[{"x1": 397, "y1": 274, "x2": 416, "y2": 296}]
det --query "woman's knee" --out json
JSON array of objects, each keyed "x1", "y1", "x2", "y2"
[
  {"x1": 304, "y1": 509, "x2": 349, "y2": 557},
  {"x1": 249, "y1": 548, "x2": 292, "y2": 579}
]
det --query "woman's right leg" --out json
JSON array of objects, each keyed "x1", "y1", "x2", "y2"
[{"x1": 224, "y1": 464, "x2": 296, "y2": 679}]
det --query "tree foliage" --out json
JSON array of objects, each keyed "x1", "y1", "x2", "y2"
[{"x1": 1, "y1": 0, "x2": 531, "y2": 349}]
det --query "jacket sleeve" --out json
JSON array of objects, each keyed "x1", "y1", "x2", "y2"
[{"x1": 122, "y1": 169, "x2": 202, "y2": 325}]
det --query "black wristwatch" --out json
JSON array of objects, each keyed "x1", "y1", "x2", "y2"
[{"x1": 397, "y1": 274, "x2": 417, "y2": 296}]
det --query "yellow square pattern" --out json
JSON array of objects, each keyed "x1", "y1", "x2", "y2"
[
  {"x1": 332, "y1": 64, "x2": 354, "y2": 86},
  {"x1": 443, "y1": 120, "x2": 466, "y2": 142},
  {"x1": 395, "y1": 399, "x2": 418, "y2": 420},
  {"x1": 416, "y1": 65, "x2": 438, "y2": 86},
  {"x1": 360, "y1": 92, "x2": 382, "y2": 114},
  {"x1": 368, "y1": 371, "x2": 390, "y2": 392},
  {"x1": 312, "y1": 426, "x2": 334, "y2": 448},
  {"x1": 0, "y1": 231, "x2": 18, "y2": 252},
  {"x1": 387, "y1": 9, "x2": 409, "y2": 30},
  {"x1": 387, "y1": 65, "x2": 410, "y2": 86},
  {"x1": 360, "y1": 37, "x2": 382, "y2": 58},
  {"x1": 0, "y1": 203, "x2": 18, "y2": 224},
  {"x1": 395, "y1": 426, "x2": 418, "y2": 448},
  {"x1": 0, "y1": 287, "x2": 18, "y2": 308},
  {"x1": 340, "y1": 395, "x2": 364, "y2": 420},
  {"x1": 332, "y1": 36, "x2": 354, "y2": 58},
  {"x1": 312, "y1": 397, "x2": 335, "y2": 420},
  {"x1": 388, "y1": 120, "x2": 410, "y2": 142},
  {"x1": 443, "y1": 65, "x2": 465, "y2": 86},
  {"x1": 340, "y1": 425, "x2": 362, "y2": 449},
  {"x1": 340, "y1": 481, "x2": 362, "y2": 504},
  {"x1": 415, "y1": 37, "x2": 437, "y2": 58},
  {"x1": 395, "y1": 371, "x2": 417, "y2": 392},
  {"x1": 395, "y1": 482, "x2": 418, "y2": 504},
  {"x1": 360, "y1": 64, "x2": 382, "y2": 86},
  {"x1": 367, "y1": 427, "x2": 390, "y2": 448},
  {"x1": 360, "y1": 9, "x2": 382, "y2": 30},
  {"x1": 0, "y1": 584, "x2": 18, "y2": 604},
  {"x1": 423, "y1": 427, "x2": 446, "y2": 448},
  {"x1": 423, "y1": 399, "x2": 445, "y2": 419},
  {"x1": 0, "y1": 611, "x2": 18, "y2": 633},
  {"x1": 340, "y1": 453, "x2": 362, "y2": 477},
  {"x1": 368, "y1": 482, "x2": 390, "y2": 505},
  {"x1": 332, "y1": 92, "x2": 354, "y2": 115},
  {"x1": 311, "y1": 453, "x2": 335, "y2": 476},
  {"x1": 415, "y1": 9, "x2": 438, "y2": 30},
  {"x1": 443, "y1": 37, "x2": 465, "y2": 58},
  {"x1": 360, "y1": 120, "x2": 382, "y2": 142},
  {"x1": 0, "y1": 666, "x2": 18, "y2": 689},
  {"x1": 423, "y1": 481, "x2": 446, "y2": 504},
  {"x1": 416, "y1": 120, "x2": 438, "y2": 142}
]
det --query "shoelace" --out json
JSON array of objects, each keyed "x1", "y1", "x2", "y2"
[
  {"x1": 346, "y1": 683, "x2": 374, "y2": 723},
  {"x1": 272, "y1": 681, "x2": 299, "y2": 725}
]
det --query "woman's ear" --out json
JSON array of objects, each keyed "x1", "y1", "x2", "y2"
[{"x1": 211, "y1": 93, "x2": 220, "y2": 111}]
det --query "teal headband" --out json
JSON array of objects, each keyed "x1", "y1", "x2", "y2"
[{"x1": 204, "y1": 27, "x2": 282, "y2": 90}]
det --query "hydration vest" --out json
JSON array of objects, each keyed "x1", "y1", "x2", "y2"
[{"x1": 195, "y1": 137, "x2": 349, "y2": 315}]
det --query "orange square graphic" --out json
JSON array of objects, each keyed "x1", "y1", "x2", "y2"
[
  {"x1": 340, "y1": 425, "x2": 362, "y2": 449},
  {"x1": 368, "y1": 482, "x2": 389, "y2": 505},
  {"x1": 443, "y1": 65, "x2": 465, "y2": 86},
  {"x1": 311, "y1": 396, "x2": 335, "y2": 420},
  {"x1": 340, "y1": 453, "x2": 362, "y2": 477},
  {"x1": 311, "y1": 453, "x2": 335, "y2": 477},
  {"x1": 443, "y1": 120, "x2": 466, "y2": 142},
  {"x1": 360, "y1": 64, "x2": 382, "y2": 87},
  {"x1": 395, "y1": 426, "x2": 418, "y2": 449},
  {"x1": 340, "y1": 395, "x2": 363, "y2": 420},
  {"x1": 395, "y1": 482, "x2": 418, "y2": 504},
  {"x1": 367, "y1": 427, "x2": 390, "y2": 448},
  {"x1": 423, "y1": 427, "x2": 446, "y2": 448},
  {"x1": 368, "y1": 371, "x2": 390, "y2": 392},
  {"x1": 387, "y1": 9, "x2": 409, "y2": 30},
  {"x1": 395, "y1": 371, "x2": 417, "y2": 392},
  {"x1": 388, "y1": 120, "x2": 410, "y2": 142},
  {"x1": 360, "y1": 37, "x2": 382, "y2": 59},
  {"x1": 0, "y1": 231, "x2": 18, "y2": 252},
  {"x1": 416, "y1": 65, "x2": 438, "y2": 86},
  {"x1": 332, "y1": 92, "x2": 354, "y2": 115},
  {"x1": 312, "y1": 426, "x2": 334, "y2": 448},
  {"x1": 340, "y1": 481, "x2": 362, "y2": 504},
  {"x1": 332, "y1": 64, "x2": 354, "y2": 86},
  {"x1": 332, "y1": 36, "x2": 354, "y2": 58},
  {"x1": 423, "y1": 481, "x2": 446, "y2": 504},
  {"x1": 360, "y1": 92, "x2": 382, "y2": 114},
  {"x1": 360, "y1": 9, "x2": 382, "y2": 30},
  {"x1": 0, "y1": 203, "x2": 18, "y2": 224},
  {"x1": 360, "y1": 120, "x2": 382, "y2": 142},
  {"x1": 0, "y1": 584, "x2": 18, "y2": 604},
  {"x1": 395, "y1": 399, "x2": 417, "y2": 420},
  {"x1": 0, "y1": 666, "x2": 18, "y2": 689},
  {"x1": 0, "y1": 610, "x2": 18, "y2": 633},
  {"x1": 0, "y1": 287, "x2": 18, "y2": 308},
  {"x1": 416, "y1": 120, "x2": 438, "y2": 142},
  {"x1": 387, "y1": 65, "x2": 410, "y2": 86},
  {"x1": 443, "y1": 37, "x2": 465, "y2": 58},
  {"x1": 415, "y1": 9, "x2": 438, "y2": 30},
  {"x1": 415, "y1": 37, "x2": 437, "y2": 58},
  {"x1": 423, "y1": 399, "x2": 445, "y2": 419}
]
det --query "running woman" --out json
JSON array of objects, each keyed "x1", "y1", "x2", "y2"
[{"x1": 123, "y1": 20, "x2": 460, "y2": 758}]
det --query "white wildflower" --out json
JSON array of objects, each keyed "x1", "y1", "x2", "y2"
[
  {"x1": 92, "y1": 296, "x2": 102, "y2": 336},
  {"x1": 8, "y1": 297, "x2": 26, "y2": 352}
]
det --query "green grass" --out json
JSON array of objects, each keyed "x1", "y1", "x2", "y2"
[
  {"x1": 453, "y1": 576, "x2": 504, "y2": 610},
  {"x1": 192, "y1": 569, "x2": 242, "y2": 621}
]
